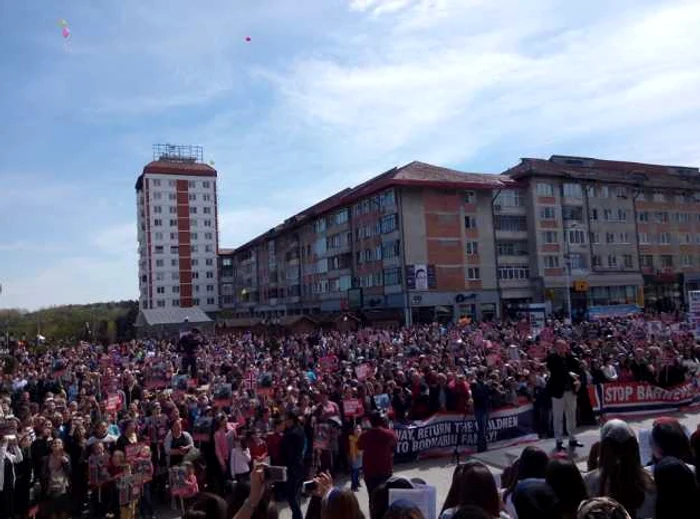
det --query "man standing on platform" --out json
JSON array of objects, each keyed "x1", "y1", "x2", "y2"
[{"x1": 546, "y1": 339, "x2": 584, "y2": 451}]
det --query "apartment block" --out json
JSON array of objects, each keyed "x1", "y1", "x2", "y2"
[
  {"x1": 218, "y1": 156, "x2": 700, "y2": 324},
  {"x1": 136, "y1": 145, "x2": 220, "y2": 313}
]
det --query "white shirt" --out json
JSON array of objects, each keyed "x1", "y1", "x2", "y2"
[
  {"x1": 230, "y1": 447, "x2": 251, "y2": 476},
  {"x1": 0, "y1": 442, "x2": 23, "y2": 492}
]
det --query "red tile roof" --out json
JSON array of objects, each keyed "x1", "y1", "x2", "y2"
[
  {"x1": 506, "y1": 155, "x2": 700, "y2": 189},
  {"x1": 228, "y1": 161, "x2": 512, "y2": 252},
  {"x1": 142, "y1": 160, "x2": 217, "y2": 177}
]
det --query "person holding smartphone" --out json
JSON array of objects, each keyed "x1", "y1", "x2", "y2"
[{"x1": 0, "y1": 433, "x2": 24, "y2": 519}]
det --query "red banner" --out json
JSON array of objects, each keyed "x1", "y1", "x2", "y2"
[{"x1": 588, "y1": 381, "x2": 699, "y2": 417}]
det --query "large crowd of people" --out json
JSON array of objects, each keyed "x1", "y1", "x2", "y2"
[{"x1": 0, "y1": 312, "x2": 698, "y2": 519}]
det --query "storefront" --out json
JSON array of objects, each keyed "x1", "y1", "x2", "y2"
[{"x1": 643, "y1": 274, "x2": 683, "y2": 312}]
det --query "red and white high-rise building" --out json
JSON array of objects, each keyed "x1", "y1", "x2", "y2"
[{"x1": 136, "y1": 144, "x2": 219, "y2": 312}]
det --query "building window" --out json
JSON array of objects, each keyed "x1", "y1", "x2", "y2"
[
  {"x1": 155, "y1": 232, "x2": 163, "y2": 240},
  {"x1": 544, "y1": 256, "x2": 559, "y2": 268},
  {"x1": 495, "y1": 215, "x2": 527, "y2": 231},
  {"x1": 464, "y1": 216, "x2": 478, "y2": 229},
  {"x1": 152, "y1": 179, "x2": 161, "y2": 187},
  {"x1": 563, "y1": 183, "x2": 582, "y2": 198},
  {"x1": 542, "y1": 231, "x2": 558, "y2": 244},
  {"x1": 607, "y1": 255, "x2": 618, "y2": 267},
  {"x1": 187, "y1": 181, "x2": 196, "y2": 189},
  {"x1": 205, "y1": 232, "x2": 213, "y2": 240},
  {"x1": 603, "y1": 209, "x2": 613, "y2": 221},
  {"x1": 155, "y1": 259, "x2": 164, "y2": 267},
  {"x1": 205, "y1": 245, "x2": 213, "y2": 253},
  {"x1": 637, "y1": 211, "x2": 649, "y2": 222},
  {"x1": 590, "y1": 232, "x2": 600, "y2": 244},
  {"x1": 569, "y1": 253, "x2": 588, "y2": 270},
  {"x1": 203, "y1": 181, "x2": 211, "y2": 189},
  {"x1": 592, "y1": 255, "x2": 602, "y2": 267},
  {"x1": 189, "y1": 207, "x2": 197, "y2": 215},
  {"x1": 170, "y1": 219, "x2": 177, "y2": 227},
  {"x1": 314, "y1": 219, "x2": 327, "y2": 233},
  {"x1": 600, "y1": 186, "x2": 610, "y2": 198},
  {"x1": 172, "y1": 286, "x2": 180, "y2": 294},
  {"x1": 192, "y1": 272, "x2": 199, "y2": 279},
  {"x1": 618, "y1": 209, "x2": 628, "y2": 221},
  {"x1": 205, "y1": 258, "x2": 213, "y2": 266},
  {"x1": 682, "y1": 233, "x2": 692, "y2": 244},
  {"x1": 655, "y1": 211, "x2": 669, "y2": 223},
  {"x1": 170, "y1": 245, "x2": 178, "y2": 254},
  {"x1": 204, "y1": 220, "x2": 212, "y2": 227},
  {"x1": 156, "y1": 300, "x2": 165, "y2": 308},
  {"x1": 660, "y1": 255, "x2": 674, "y2": 268},
  {"x1": 156, "y1": 272, "x2": 164, "y2": 281},
  {"x1": 536, "y1": 183, "x2": 554, "y2": 197},
  {"x1": 539, "y1": 207, "x2": 556, "y2": 220},
  {"x1": 153, "y1": 205, "x2": 162, "y2": 213},
  {"x1": 640, "y1": 255, "x2": 653, "y2": 268},
  {"x1": 623, "y1": 254, "x2": 634, "y2": 268},
  {"x1": 171, "y1": 272, "x2": 179, "y2": 280},
  {"x1": 153, "y1": 219, "x2": 163, "y2": 227},
  {"x1": 659, "y1": 232, "x2": 671, "y2": 245},
  {"x1": 171, "y1": 259, "x2": 178, "y2": 267},
  {"x1": 172, "y1": 299, "x2": 180, "y2": 307},
  {"x1": 682, "y1": 254, "x2": 693, "y2": 267},
  {"x1": 156, "y1": 287, "x2": 165, "y2": 294},
  {"x1": 497, "y1": 266, "x2": 530, "y2": 280},
  {"x1": 494, "y1": 189, "x2": 524, "y2": 208},
  {"x1": 170, "y1": 232, "x2": 178, "y2": 240},
  {"x1": 605, "y1": 232, "x2": 615, "y2": 244},
  {"x1": 497, "y1": 241, "x2": 528, "y2": 256},
  {"x1": 206, "y1": 285, "x2": 214, "y2": 292},
  {"x1": 207, "y1": 297, "x2": 215, "y2": 305},
  {"x1": 638, "y1": 232, "x2": 649, "y2": 244},
  {"x1": 652, "y1": 191, "x2": 666, "y2": 203},
  {"x1": 203, "y1": 207, "x2": 211, "y2": 215},
  {"x1": 384, "y1": 267, "x2": 402, "y2": 286},
  {"x1": 192, "y1": 298, "x2": 200, "y2": 306},
  {"x1": 589, "y1": 208, "x2": 598, "y2": 221},
  {"x1": 203, "y1": 194, "x2": 211, "y2": 202},
  {"x1": 586, "y1": 186, "x2": 597, "y2": 197},
  {"x1": 206, "y1": 271, "x2": 214, "y2": 279},
  {"x1": 567, "y1": 229, "x2": 586, "y2": 244},
  {"x1": 168, "y1": 193, "x2": 176, "y2": 201},
  {"x1": 380, "y1": 214, "x2": 398, "y2": 233},
  {"x1": 466, "y1": 267, "x2": 480, "y2": 280},
  {"x1": 382, "y1": 240, "x2": 400, "y2": 259},
  {"x1": 465, "y1": 241, "x2": 479, "y2": 255},
  {"x1": 618, "y1": 232, "x2": 630, "y2": 244},
  {"x1": 464, "y1": 191, "x2": 476, "y2": 204},
  {"x1": 154, "y1": 246, "x2": 164, "y2": 254},
  {"x1": 169, "y1": 207, "x2": 177, "y2": 214}
]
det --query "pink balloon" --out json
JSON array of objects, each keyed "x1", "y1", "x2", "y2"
[{"x1": 62, "y1": 27, "x2": 71, "y2": 39}]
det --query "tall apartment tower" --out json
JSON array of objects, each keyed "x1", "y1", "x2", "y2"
[{"x1": 136, "y1": 144, "x2": 219, "y2": 312}]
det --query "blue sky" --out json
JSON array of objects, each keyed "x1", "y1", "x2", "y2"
[{"x1": 1, "y1": 0, "x2": 700, "y2": 310}]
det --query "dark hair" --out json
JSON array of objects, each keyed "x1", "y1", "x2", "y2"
[
  {"x1": 383, "y1": 503, "x2": 424, "y2": 519},
  {"x1": 587, "y1": 441, "x2": 601, "y2": 472},
  {"x1": 512, "y1": 480, "x2": 561, "y2": 519},
  {"x1": 230, "y1": 481, "x2": 277, "y2": 519},
  {"x1": 651, "y1": 421, "x2": 693, "y2": 464},
  {"x1": 369, "y1": 479, "x2": 414, "y2": 519},
  {"x1": 322, "y1": 489, "x2": 364, "y2": 519},
  {"x1": 653, "y1": 456, "x2": 700, "y2": 519},
  {"x1": 598, "y1": 436, "x2": 653, "y2": 515},
  {"x1": 504, "y1": 447, "x2": 549, "y2": 503},
  {"x1": 441, "y1": 461, "x2": 500, "y2": 517},
  {"x1": 545, "y1": 459, "x2": 588, "y2": 518}
]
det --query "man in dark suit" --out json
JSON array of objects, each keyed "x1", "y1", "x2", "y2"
[
  {"x1": 280, "y1": 409, "x2": 305, "y2": 519},
  {"x1": 546, "y1": 339, "x2": 584, "y2": 451}
]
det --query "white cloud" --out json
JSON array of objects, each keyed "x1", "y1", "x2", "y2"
[{"x1": 268, "y1": 0, "x2": 700, "y2": 169}]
